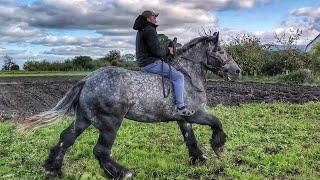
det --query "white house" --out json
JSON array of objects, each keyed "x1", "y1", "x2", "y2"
[{"x1": 305, "y1": 34, "x2": 320, "y2": 52}]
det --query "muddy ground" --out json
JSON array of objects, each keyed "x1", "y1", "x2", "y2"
[{"x1": 0, "y1": 76, "x2": 319, "y2": 121}]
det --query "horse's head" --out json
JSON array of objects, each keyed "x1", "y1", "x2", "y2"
[
  {"x1": 176, "y1": 32, "x2": 241, "y2": 82},
  {"x1": 204, "y1": 32, "x2": 241, "y2": 81}
]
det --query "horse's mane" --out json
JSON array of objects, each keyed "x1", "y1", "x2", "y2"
[{"x1": 176, "y1": 34, "x2": 217, "y2": 56}]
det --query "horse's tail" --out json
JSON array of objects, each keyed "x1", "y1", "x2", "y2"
[{"x1": 18, "y1": 80, "x2": 86, "y2": 132}]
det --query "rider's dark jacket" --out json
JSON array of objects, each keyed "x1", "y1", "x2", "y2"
[{"x1": 133, "y1": 15, "x2": 169, "y2": 67}]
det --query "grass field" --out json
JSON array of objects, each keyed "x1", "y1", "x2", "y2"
[{"x1": 0, "y1": 103, "x2": 319, "y2": 179}]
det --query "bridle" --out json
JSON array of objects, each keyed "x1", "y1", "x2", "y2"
[
  {"x1": 180, "y1": 43, "x2": 234, "y2": 72},
  {"x1": 165, "y1": 38, "x2": 235, "y2": 93}
]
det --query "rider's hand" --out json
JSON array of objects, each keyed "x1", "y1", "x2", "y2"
[{"x1": 168, "y1": 47, "x2": 173, "y2": 55}]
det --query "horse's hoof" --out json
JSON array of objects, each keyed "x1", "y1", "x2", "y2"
[
  {"x1": 191, "y1": 155, "x2": 208, "y2": 165},
  {"x1": 123, "y1": 172, "x2": 133, "y2": 179},
  {"x1": 46, "y1": 170, "x2": 62, "y2": 178},
  {"x1": 213, "y1": 147, "x2": 224, "y2": 158}
]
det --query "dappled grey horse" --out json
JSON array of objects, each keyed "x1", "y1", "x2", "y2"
[{"x1": 20, "y1": 32, "x2": 241, "y2": 179}]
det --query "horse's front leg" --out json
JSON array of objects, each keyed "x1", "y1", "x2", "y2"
[
  {"x1": 177, "y1": 121, "x2": 208, "y2": 165},
  {"x1": 186, "y1": 110, "x2": 227, "y2": 157}
]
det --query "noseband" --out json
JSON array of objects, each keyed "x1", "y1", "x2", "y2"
[{"x1": 180, "y1": 45, "x2": 233, "y2": 72}]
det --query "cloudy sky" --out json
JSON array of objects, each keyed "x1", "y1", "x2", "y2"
[{"x1": 0, "y1": 0, "x2": 319, "y2": 68}]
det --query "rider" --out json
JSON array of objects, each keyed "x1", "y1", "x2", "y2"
[{"x1": 133, "y1": 10, "x2": 195, "y2": 116}]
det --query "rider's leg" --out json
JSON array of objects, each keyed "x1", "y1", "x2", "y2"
[
  {"x1": 142, "y1": 60, "x2": 195, "y2": 116},
  {"x1": 142, "y1": 60, "x2": 185, "y2": 108}
]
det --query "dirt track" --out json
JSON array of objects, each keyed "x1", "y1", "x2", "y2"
[{"x1": 1, "y1": 77, "x2": 319, "y2": 121}]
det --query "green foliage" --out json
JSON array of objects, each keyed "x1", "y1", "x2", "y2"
[
  {"x1": 22, "y1": 51, "x2": 139, "y2": 72},
  {"x1": 312, "y1": 43, "x2": 320, "y2": 57},
  {"x1": 260, "y1": 57, "x2": 285, "y2": 76},
  {"x1": 95, "y1": 50, "x2": 139, "y2": 70},
  {"x1": 310, "y1": 43, "x2": 320, "y2": 73},
  {"x1": 226, "y1": 43, "x2": 265, "y2": 75},
  {"x1": 10, "y1": 64, "x2": 19, "y2": 71},
  {"x1": 23, "y1": 60, "x2": 74, "y2": 71},
  {"x1": 121, "y1": 54, "x2": 135, "y2": 62},
  {"x1": 1, "y1": 103, "x2": 319, "y2": 179},
  {"x1": 278, "y1": 50, "x2": 310, "y2": 71},
  {"x1": 225, "y1": 33, "x2": 313, "y2": 77},
  {"x1": 226, "y1": 30, "x2": 317, "y2": 78},
  {"x1": 261, "y1": 50, "x2": 311, "y2": 75},
  {"x1": 97, "y1": 50, "x2": 122, "y2": 66},
  {"x1": 158, "y1": 34, "x2": 171, "y2": 47},
  {"x1": 310, "y1": 57, "x2": 320, "y2": 74},
  {"x1": 279, "y1": 69, "x2": 315, "y2": 84},
  {"x1": 71, "y1": 56, "x2": 93, "y2": 70}
]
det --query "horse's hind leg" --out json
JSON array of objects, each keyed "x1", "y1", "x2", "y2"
[
  {"x1": 177, "y1": 121, "x2": 208, "y2": 165},
  {"x1": 44, "y1": 112, "x2": 91, "y2": 177},
  {"x1": 92, "y1": 114, "x2": 133, "y2": 179}
]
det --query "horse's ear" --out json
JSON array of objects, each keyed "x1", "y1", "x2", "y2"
[
  {"x1": 173, "y1": 37, "x2": 177, "y2": 43},
  {"x1": 214, "y1": 32, "x2": 219, "y2": 43}
]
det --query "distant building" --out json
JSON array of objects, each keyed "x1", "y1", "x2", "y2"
[{"x1": 305, "y1": 34, "x2": 320, "y2": 52}]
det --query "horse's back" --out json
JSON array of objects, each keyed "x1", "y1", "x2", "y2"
[{"x1": 79, "y1": 66, "x2": 175, "y2": 120}]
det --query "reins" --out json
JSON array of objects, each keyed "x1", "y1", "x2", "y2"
[
  {"x1": 161, "y1": 37, "x2": 177, "y2": 98},
  {"x1": 161, "y1": 36, "x2": 234, "y2": 97},
  {"x1": 161, "y1": 59, "x2": 171, "y2": 98}
]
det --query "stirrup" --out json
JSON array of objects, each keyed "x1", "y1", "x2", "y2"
[{"x1": 177, "y1": 106, "x2": 195, "y2": 116}]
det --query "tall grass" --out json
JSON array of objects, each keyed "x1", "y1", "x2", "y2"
[{"x1": 1, "y1": 103, "x2": 319, "y2": 179}]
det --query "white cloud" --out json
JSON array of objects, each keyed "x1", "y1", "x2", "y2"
[
  {"x1": 1, "y1": 0, "x2": 316, "y2": 60},
  {"x1": 30, "y1": 35, "x2": 135, "y2": 49},
  {"x1": 0, "y1": 23, "x2": 45, "y2": 43},
  {"x1": 280, "y1": 7, "x2": 320, "y2": 44}
]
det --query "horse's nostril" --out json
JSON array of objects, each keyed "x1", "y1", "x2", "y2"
[
  {"x1": 236, "y1": 70, "x2": 240, "y2": 74},
  {"x1": 224, "y1": 69, "x2": 228, "y2": 73}
]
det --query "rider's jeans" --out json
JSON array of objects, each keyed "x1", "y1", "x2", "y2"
[{"x1": 142, "y1": 60, "x2": 185, "y2": 108}]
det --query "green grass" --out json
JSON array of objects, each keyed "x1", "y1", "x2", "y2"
[
  {"x1": 0, "y1": 71, "x2": 90, "y2": 77},
  {"x1": 1, "y1": 103, "x2": 320, "y2": 179}
]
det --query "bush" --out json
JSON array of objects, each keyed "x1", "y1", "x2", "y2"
[
  {"x1": 310, "y1": 57, "x2": 320, "y2": 74},
  {"x1": 11, "y1": 64, "x2": 20, "y2": 70},
  {"x1": 20, "y1": 51, "x2": 136, "y2": 72},
  {"x1": 279, "y1": 69, "x2": 314, "y2": 84},
  {"x1": 261, "y1": 52, "x2": 286, "y2": 75},
  {"x1": 226, "y1": 43, "x2": 265, "y2": 75},
  {"x1": 72, "y1": 56, "x2": 93, "y2": 70},
  {"x1": 261, "y1": 49, "x2": 312, "y2": 76}
]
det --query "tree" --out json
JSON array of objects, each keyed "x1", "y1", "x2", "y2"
[
  {"x1": 72, "y1": 56, "x2": 93, "y2": 70},
  {"x1": 11, "y1": 64, "x2": 20, "y2": 70},
  {"x1": 2, "y1": 54, "x2": 19, "y2": 71},
  {"x1": 273, "y1": 28, "x2": 308, "y2": 73},
  {"x1": 312, "y1": 43, "x2": 320, "y2": 57},
  {"x1": 310, "y1": 43, "x2": 320, "y2": 73},
  {"x1": 98, "y1": 50, "x2": 122, "y2": 66},
  {"x1": 274, "y1": 28, "x2": 302, "y2": 50},
  {"x1": 226, "y1": 34, "x2": 265, "y2": 75}
]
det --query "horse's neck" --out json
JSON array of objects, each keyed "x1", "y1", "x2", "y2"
[{"x1": 173, "y1": 52, "x2": 206, "y2": 92}]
